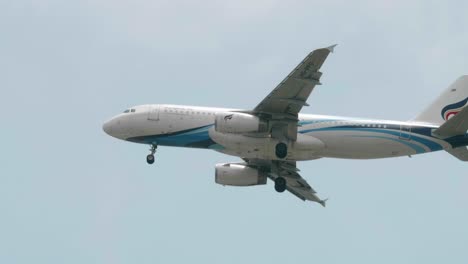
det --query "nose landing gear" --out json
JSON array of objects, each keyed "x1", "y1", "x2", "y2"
[{"x1": 146, "y1": 144, "x2": 157, "y2": 164}]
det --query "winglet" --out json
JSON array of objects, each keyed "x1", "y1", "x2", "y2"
[
  {"x1": 325, "y1": 44, "x2": 337, "y2": 53},
  {"x1": 319, "y1": 198, "x2": 329, "y2": 207}
]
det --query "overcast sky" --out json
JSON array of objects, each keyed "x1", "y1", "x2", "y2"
[{"x1": 1, "y1": 1, "x2": 467, "y2": 263}]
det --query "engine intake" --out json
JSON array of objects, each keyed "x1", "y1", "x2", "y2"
[
  {"x1": 215, "y1": 163, "x2": 267, "y2": 186},
  {"x1": 215, "y1": 113, "x2": 268, "y2": 134}
]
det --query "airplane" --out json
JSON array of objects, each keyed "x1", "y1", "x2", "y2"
[{"x1": 103, "y1": 45, "x2": 468, "y2": 206}]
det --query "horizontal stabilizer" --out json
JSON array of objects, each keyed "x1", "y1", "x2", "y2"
[
  {"x1": 433, "y1": 105, "x2": 468, "y2": 138},
  {"x1": 446, "y1": 146, "x2": 468, "y2": 161}
]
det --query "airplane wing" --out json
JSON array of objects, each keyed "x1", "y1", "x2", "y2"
[
  {"x1": 245, "y1": 159, "x2": 327, "y2": 206},
  {"x1": 234, "y1": 46, "x2": 334, "y2": 206},
  {"x1": 253, "y1": 45, "x2": 336, "y2": 118}
]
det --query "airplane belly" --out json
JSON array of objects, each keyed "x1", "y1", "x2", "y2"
[
  {"x1": 310, "y1": 130, "x2": 420, "y2": 159},
  {"x1": 209, "y1": 129, "x2": 324, "y2": 160}
]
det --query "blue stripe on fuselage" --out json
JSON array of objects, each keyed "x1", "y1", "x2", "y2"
[
  {"x1": 126, "y1": 122, "x2": 466, "y2": 152},
  {"x1": 347, "y1": 135, "x2": 426, "y2": 154},
  {"x1": 127, "y1": 124, "x2": 215, "y2": 148},
  {"x1": 299, "y1": 126, "x2": 444, "y2": 151}
]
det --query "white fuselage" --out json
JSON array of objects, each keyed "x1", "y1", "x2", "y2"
[{"x1": 103, "y1": 104, "x2": 463, "y2": 160}]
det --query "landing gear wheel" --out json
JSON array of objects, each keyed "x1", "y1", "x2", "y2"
[
  {"x1": 146, "y1": 154, "x2": 155, "y2": 164},
  {"x1": 146, "y1": 144, "x2": 157, "y2": 164},
  {"x1": 275, "y1": 142, "x2": 288, "y2": 159},
  {"x1": 274, "y1": 177, "x2": 287, "y2": 193}
]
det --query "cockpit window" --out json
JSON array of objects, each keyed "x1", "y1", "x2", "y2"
[{"x1": 123, "y1": 108, "x2": 136, "y2": 113}]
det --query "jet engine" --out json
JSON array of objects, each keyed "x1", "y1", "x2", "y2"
[
  {"x1": 215, "y1": 163, "x2": 267, "y2": 186},
  {"x1": 215, "y1": 113, "x2": 268, "y2": 134}
]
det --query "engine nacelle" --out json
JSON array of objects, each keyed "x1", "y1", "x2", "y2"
[
  {"x1": 215, "y1": 163, "x2": 267, "y2": 186},
  {"x1": 215, "y1": 112, "x2": 268, "y2": 134}
]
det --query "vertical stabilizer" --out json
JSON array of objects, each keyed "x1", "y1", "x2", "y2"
[{"x1": 413, "y1": 76, "x2": 468, "y2": 125}]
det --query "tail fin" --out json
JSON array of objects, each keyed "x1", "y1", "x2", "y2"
[{"x1": 413, "y1": 76, "x2": 468, "y2": 125}]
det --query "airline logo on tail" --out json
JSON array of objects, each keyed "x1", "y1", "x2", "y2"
[{"x1": 441, "y1": 97, "x2": 468, "y2": 120}]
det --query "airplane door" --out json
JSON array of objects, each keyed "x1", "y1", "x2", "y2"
[
  {"x1": 399, "y1": 124, "x2": 411, "y2": 140},
  {"x1": 148, "y1": 105, "x2": 160, "y2": 121}
]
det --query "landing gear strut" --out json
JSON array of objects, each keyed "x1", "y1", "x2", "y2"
[
  {"x1": 274, "y1": 177, "x2": 287, "y2": 193},
  {"x1": 146, "y1": 144, "x2": 157, "y2": 164}
]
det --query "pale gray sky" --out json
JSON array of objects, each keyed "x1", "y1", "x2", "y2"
[{"x1": 1, "y1": 1, "x2": 467, "y2": 263}]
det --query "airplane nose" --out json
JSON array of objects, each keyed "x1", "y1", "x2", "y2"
[{"x1": 102, "y1": 120, "x2": 113, "y2": 135}]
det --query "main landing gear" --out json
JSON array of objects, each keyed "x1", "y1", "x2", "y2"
[
  {"x1": 146, "y1": 144, "x2": 157, "y2": 164},
  {"x1": 274, "y1": 177, "x2": 287, "y2": 193},
  {"x1": 275, "y1": 142, "x2": 288, "y2": 159}
]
